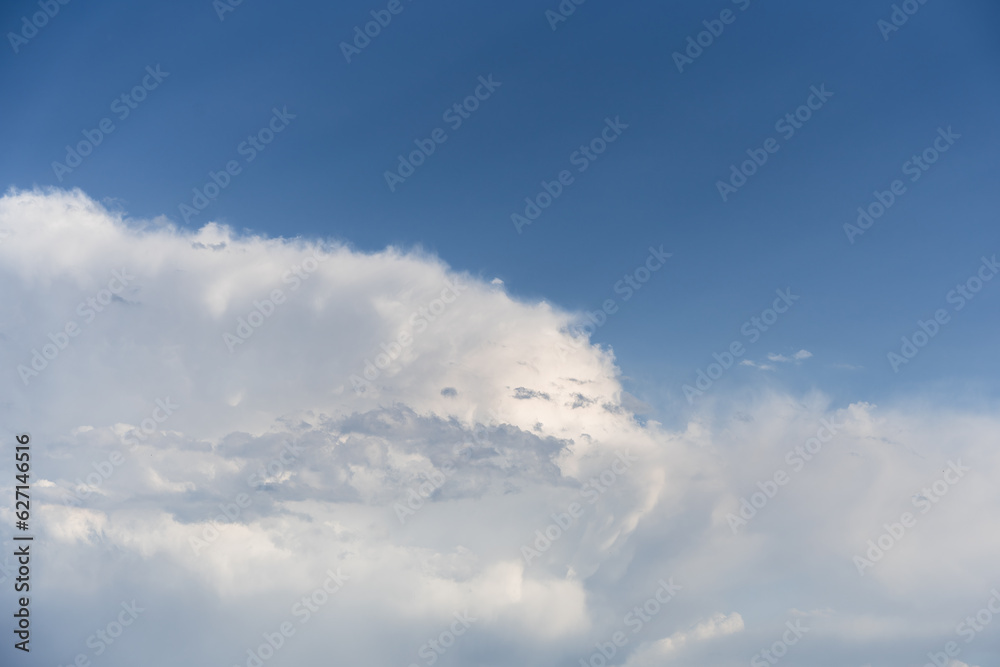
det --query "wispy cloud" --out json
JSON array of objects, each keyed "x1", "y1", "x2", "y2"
[
  {"x1": 742, "y1": 349, "x2": 813, "y2": 371},
  {"x1": 623, "y1": 612, "x2": 744, "y2": 665},
  {"x1": 833, "y1": 362, "x2": 864, "y2": 371},
  {"x1": 768, "y1": 349, "x2": 813, "y2": 363},
  {"x1": 741, "y1": 359, "x2": 776, "y2": 371}
]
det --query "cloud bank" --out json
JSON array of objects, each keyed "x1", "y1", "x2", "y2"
[{"x1": 0, "y1": 188, "x2": 998, "y2": 667}]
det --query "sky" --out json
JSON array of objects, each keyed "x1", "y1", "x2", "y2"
[{"x1": 1, "y1": 1, "x2": 999, "y2": 666}]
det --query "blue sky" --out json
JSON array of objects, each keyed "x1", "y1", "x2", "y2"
[
  {"x1": 3, "y1": 0, "x2": 1000, "y2": 423},
  {"x1": 4, "y1": 3, "x2": 1000, "y2": 666}
]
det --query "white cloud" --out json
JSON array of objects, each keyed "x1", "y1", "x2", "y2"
[
  {"x1": 766, "y1": 349, "x2": 813, "y2": 364},
  {"x1": 743, "y1": 349, "x2": 812, "y2": 371},
  {"x1": 622, "y1": 612, "x2": 744, "y2": 665},
  {"x1": 1, "y1": 189, "x2": 999, "y2": 666},
  {"x1": 740, "y1": 359, "x2": 776, "y2": 371}
]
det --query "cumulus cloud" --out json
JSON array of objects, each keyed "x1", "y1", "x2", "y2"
[{"x1": 1, "y1": 189, "x2": 998, "y2": 666}]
